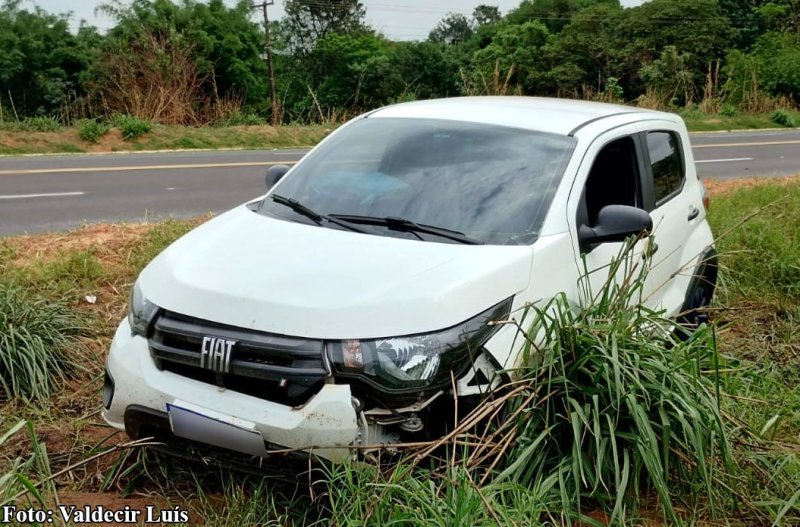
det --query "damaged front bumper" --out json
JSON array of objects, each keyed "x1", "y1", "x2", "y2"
[{"x1": 102, "y1": 320, "x2": 359, "y2": 463}]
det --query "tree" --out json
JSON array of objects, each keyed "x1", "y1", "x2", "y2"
[
  {"x1": 473, "y1": 5, "x2": 502, "y2": 26},
  {"x1": 617, "y1": 0, "x2": 733, "y2": 98},
  {"x1": 545, "y1": 3, "x2": 627, "y2": 95},
  {"x1": 507, "y1": 0, "x2": 620, "y2": 33},
  {"x1": 639, "y1": 46, "x2": 696, "y2": 106},
  {"x1": 718, "y1": 0, "x2": 768, "y2": 48},
  {"x1": 468, "y1": 21, "x2": 551, "y2": 95},
  {"x1": 750, "y1": 31, "x2": 800, "y2": 99},
  {"x1": 279, "y1": 0, "x2": 367, "y2": 54},
  {"x1": 0, "y1": 0, "x2": 100, "y2": 119},
  {"x1": 92, "y1": 0, "x2": 268, "y2": 122},
  {"x1": 429, "y1": 13, "x2": 474, "y2": 44},
  {"x1": 759, "y1": 0, "x2": 800, "y2": 34}
]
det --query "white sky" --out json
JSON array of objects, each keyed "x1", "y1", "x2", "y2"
[{"x1": 28, "y1": 0, "x2": 643, "y2": 40}]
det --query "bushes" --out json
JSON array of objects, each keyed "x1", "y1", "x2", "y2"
[
  {"x1": 770, "y1": 109, "x2": 796, "y2": 127},
  {"x1": 499, "y1": 293, "x2": 728, "y2": 523},
  {"x1": 77, "y1": 119, "x2": 110, "y2": 143},
  {"x1": 112, "y1": 115, "x2": 153, "y2": 140},
  {"x1": 0, "y1": 284, "x2": 84, "y2": 401}
]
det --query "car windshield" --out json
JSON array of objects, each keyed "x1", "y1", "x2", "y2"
[{"x1": 258, "y1": 117, "x2": 576, "y2": 245}]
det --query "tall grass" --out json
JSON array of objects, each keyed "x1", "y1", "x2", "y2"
[
  {"x1": 498, "y1": 290, "x2": 729, "y2": 523},
  {"x1": 0, "y1": 421, "x2": 54, "y2": 508},
  {"x1": 0, "y1": 284, "x2": 85, "y2": 401},
  {"x1": 707, "y1": 181, "x2": 800, "y2": 303}
]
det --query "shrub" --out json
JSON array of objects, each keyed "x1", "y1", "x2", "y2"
[
  {"x1": 488, "y1": 253, "x2": 731, "y2": 524},
  {"x1": 720, "y1": 103, "x2": 737, "y2": 117},
  {"x1": 20, "y1": 116, "x2": 61, "y2": 132},
  {"x1": 113, "y1": 115, "x2": 153, "y2": 140},
  {"x1": 78, "y1": 119, "x2": 110, "y2": 143},
  {"x1": 0, "y1": 284, "x2": 84, "y2": 401},
  {"x1": 770, "y1": 109, "x2": 796, "y2": 128}
]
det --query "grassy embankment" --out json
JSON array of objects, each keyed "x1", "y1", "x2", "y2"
[
  {"x1": 0, "y1": 178, "x2": 799, "y2": 525},
  {"x1": 0, "y1": 108, "x2": 798, "y2": 156},
  {"x1": 0, "y1": 122, "x2": 333, "y2": 156}
]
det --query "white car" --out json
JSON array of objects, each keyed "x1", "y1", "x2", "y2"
[{"x1": 102, "y1": 97, "x2": 717, "y2": 464}]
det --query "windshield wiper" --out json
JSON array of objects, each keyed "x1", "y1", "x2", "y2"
[
  {"x1": 329, "y1": 215, "x2": 484, "y2": 245},
  {"x1": 270, "y1": 195, "x2": 371, "y2": 235}
]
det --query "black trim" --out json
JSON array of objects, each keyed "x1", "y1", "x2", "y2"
[
  {"x1": 149, "y1": 311, "x2": 327, "y2": 406},
  {"x1": 124, "y1": 405, "x2": 171, "y2": 441},
  {"x1": 122, "y1": 406, "x2": 323, "y2": 480},
  {"x1": 680, "y1": 246, "x2": 719, "y2": 315},
  {"x1": 631, "y1": 133, "x2": 651, "y2": 211},
  {"x1": 102, "y1": 368, "x2": 115, "y2": 411},
  {"x1": 641, "y1": 130, "x2": 688, "y2": 209}
]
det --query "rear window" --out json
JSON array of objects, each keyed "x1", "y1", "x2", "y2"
[{"x1": 646, "y1": 131, "x2": 684, "y2": 204}]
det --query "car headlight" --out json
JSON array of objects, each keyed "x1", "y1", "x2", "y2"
[
  {"x1": 327, "y1": 298, "x2": 512, "y2": 394},
  {"x1": 128, "y1": 280, "x2": 158, "y2": 337}
]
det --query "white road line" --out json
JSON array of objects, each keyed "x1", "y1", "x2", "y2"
[
  {"x1": 693, "y1": 139, "x2": 800, "y2": 148},
  {"x1": 695, "y1": 157, "x2": 754, "y2": 164},
  {"x1": 0, "y1": 191, "x2": 86, "y2": 200}
]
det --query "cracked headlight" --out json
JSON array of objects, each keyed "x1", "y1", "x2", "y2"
[
  {"x1": 128, "y1": 280, "x2": 158, "y2": 337},
  {"x1": 327, "y1": 298, "x2": 511, "y2": 394}
]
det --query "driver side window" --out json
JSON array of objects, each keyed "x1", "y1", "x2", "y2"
[{"x1": 579, "y1": 136, "x2": 643, "y2": 227}]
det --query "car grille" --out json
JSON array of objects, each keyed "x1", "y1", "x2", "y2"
[{"x1": 149, "y1": 311, "x2": 327, "y2": 406}]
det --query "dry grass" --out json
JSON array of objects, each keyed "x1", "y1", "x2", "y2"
[{"x1": 703, "y1": 173, "x2": 800, "y2": 197}]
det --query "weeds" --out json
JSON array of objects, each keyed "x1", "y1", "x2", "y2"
[
  {"x1": 113, "y1": 115, "x2": 153, "y2": 140},
  {"x1": 770, "y1": 109, "x2": 796, "y2": 128},
  {"x1": 0, "y1": 421, "x2": 52, "y2": 506},
  {"x1": 77, "y1": 119, "x2": 111, "y2": 143},
  {"x1": 0, "y1": 285, "x2": 86, "y2": 401},
  {"x1": 707, "y1": 181, "x2": 800, "y2": 303}
]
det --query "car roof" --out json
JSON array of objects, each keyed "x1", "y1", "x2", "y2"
[{"x1": 369, "y1": 96, "x2": 671, "y2": 137}]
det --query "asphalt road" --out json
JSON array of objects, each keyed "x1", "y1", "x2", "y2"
[{"x1": 1, "y1": 129, "x2": 798, "y2": 236}]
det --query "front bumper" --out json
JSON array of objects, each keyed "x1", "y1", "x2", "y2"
[{"x1": 102, "y1": 319, "x2": 359, "y2": 463}]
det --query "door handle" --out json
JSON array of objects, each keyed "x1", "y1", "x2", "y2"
[{"x1": 688, "y1": 207, "x2": 700, "y2": 221}]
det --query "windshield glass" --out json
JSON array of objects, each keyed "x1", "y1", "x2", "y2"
[{"x1": 258, "y1": 117, "x2": 576, "y2": 245}]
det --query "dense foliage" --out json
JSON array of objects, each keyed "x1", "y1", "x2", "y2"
[{"x1": 0, "y1": 0, "x2": 798, "y2": 125}]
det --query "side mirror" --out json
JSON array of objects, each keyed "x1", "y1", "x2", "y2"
[
  {"x1": 265, "y1": 165, "x2": 291, "y2": 190},
  {"x1": 578, "y1": 204, "x2": 653, "y2": 252}
]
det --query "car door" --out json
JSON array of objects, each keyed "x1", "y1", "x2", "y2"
[
  {"x1": 637, "y1": 126, "x2": 698, "y2": 314},
  {"x1": 567, "y1": 125, "x2": 654, "y2": 308}
]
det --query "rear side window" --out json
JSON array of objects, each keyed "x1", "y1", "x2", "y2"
[{"x1": 646, "y1": 132, "x2": 684, "y2": 204}]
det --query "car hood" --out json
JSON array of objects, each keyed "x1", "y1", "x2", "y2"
[{"x1": 140, "y1": 205, "x2": 533, "y2": 339}]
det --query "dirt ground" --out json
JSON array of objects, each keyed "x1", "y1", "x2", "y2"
[{"x1": 703, "y1": 174, "x2": 800, "y2": 196}]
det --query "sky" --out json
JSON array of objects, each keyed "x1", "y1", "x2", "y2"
[{"x1": 30, "y1": 0, "x2": 643, "y2": 40}]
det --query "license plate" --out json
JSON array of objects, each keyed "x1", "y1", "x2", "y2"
[{"x1": 167, "y1": 401, "x2": 268, "y2": 458}]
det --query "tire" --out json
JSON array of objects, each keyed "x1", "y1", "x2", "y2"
[{"x1": 678, "y1": 247, "x2": 718, "y2": 331}]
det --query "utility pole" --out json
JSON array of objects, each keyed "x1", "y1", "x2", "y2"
[{"x1": 253, "y1": 1, "x2": 279, "y2": 125}]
